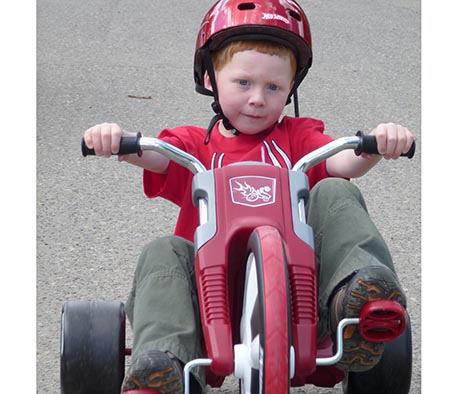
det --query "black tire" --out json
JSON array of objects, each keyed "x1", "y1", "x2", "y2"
[
  {"x1": 60, "y1": 300, "x2": 126, "y2": 394},
  {"x1": 342, "y1": 311, "x2": 412, "y2": 394}
]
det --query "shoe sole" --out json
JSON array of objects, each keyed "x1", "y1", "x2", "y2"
[
  {"x1": 122, "y1": 350, "x2": 184, "y2": 394},
  {"x1": 336, "y1": 265, "x2": 406, "y2": 372}
]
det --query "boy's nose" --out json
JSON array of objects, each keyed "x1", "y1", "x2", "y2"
[{"x1": 248, "y1": 88, "x2": 265, "y2": 106}]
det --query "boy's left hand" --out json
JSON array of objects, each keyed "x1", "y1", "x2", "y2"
[{"x1": 366, "y1": 123, "x2": 414, "y2": 160}]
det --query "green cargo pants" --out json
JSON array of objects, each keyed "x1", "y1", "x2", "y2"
[{"x1": 125, "y1": 178, "x2": 398, "y2": 391}]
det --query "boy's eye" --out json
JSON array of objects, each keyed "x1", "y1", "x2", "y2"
[
  {"x1": 268, "y1": 84, "x2": 279, "y2": 91},
  {"x1": 239, "y1": 79, "x2": 249, "y2": 86}
]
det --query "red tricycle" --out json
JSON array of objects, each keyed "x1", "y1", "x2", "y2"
[{"x1": 60, "y1": 132, "x2": 414, "y2": 394}]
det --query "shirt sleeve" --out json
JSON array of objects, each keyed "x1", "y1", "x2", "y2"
[
  {"x1": 142, "y1": 130, "x2": 192, "y2": 207},
  {"x1": 289, "y1": 117, "x2": 338, "y2": 187}
]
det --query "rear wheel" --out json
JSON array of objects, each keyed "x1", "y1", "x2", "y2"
[
  {"x1": 236, "y1": 226, "x2": 291, "y2": 394},
  {"x1": 342, "y1": 311, "x2": 412, "y2": 394},
  {"x1": 60, "y1": 300, "x2": 126, "y2": 394}
]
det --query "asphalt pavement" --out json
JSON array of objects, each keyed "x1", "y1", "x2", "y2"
[{"x1": 37, "y1": 0, "x2": 421, "y2": 393}]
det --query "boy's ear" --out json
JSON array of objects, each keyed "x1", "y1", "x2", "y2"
[{"x1": 204, "y1": 72, "x2": 213, "y2": 92}]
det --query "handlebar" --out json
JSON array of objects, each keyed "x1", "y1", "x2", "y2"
[
  {"x1": 81, "y1": 131, "x2": 415, "y2": 175},
  {"x1": 82, "y1": 135, "x2": 206, "y2": 174},
  {"x1": 292, "y1": 131, "x2": 415, "y2": 173}
]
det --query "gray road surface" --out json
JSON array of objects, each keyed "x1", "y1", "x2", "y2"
[{"x1": 37, "y1": 0, "x2": 420, "y2": 393}]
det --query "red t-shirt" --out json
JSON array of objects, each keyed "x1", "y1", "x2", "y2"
[{"x1": 144, "y1": 116, "x2": 334, "y2": 241}]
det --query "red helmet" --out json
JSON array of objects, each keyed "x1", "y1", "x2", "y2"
[{"x1": 194, "y1": 0, "x2": 313, "y2": 96}]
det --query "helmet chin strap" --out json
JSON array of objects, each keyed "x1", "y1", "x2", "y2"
[
  {"x1": 203, "y1": 49, "x2": 239, "y2": 145},
  {"x1": 204, "y1": 104, "x2": 238, "y2": 145}
]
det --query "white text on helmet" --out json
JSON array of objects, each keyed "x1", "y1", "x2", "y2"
[{"x1": 261, "y1": 13, "x2": 290, "y2": 25}]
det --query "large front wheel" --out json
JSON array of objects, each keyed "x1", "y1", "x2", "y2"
[{"x1": 235, "y1": 226, "x2": 291, "y2": 394}]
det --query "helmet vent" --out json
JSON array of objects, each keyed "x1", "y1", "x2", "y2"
[
  {"x1": 238, "y1": 3, "x2": 256, "y2": 10},
  {"x1": 288, "y1": 10, "x2": 301, "y2": 21}
]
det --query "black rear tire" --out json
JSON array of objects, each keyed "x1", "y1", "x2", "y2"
[
  {"x1": 342, "y1": 311, "x2": 412, "y2": 394},
  {"x1": 60, "y1": 300, "x2": 126, "y2": 394}
]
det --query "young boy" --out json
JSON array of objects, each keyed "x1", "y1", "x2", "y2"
[{"x1": 83, "y1": 1, "x2": 414, "y2": 393}]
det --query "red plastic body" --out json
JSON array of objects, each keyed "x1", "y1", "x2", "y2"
[{"x1": 194, "y1": 164, "x2": 322, "y2": 385}]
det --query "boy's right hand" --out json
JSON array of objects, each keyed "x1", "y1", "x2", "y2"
[{"x1": 84, "y1": 123, "x2": 134, "y2": 158}]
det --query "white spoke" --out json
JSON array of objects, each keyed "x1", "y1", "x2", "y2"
[
  {"x1": 241, "y1": 254, "x2": 259, "y2": 345},
  {"x1": 237, "y1": 253, "x2": 262, "y2": 394}
]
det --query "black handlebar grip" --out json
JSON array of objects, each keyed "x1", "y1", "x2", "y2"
[
  {"x1": 355, "y1": 131, "x2": 415, "y2": 159},
  {"x1": 81, "y1": 138, "x2": 95, "y2": 156},
  {"x1": 81, "y1": 133, "x2": 142, "y2": 157}
]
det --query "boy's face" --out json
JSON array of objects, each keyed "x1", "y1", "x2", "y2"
[{"x1": 207, "y1": 50, "x2": 294, "y2": 135}]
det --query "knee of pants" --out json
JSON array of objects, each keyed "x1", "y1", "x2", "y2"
[
  {"x1": 134, "y1": 236, "x2": 195, "y2": 283},
  {"x1": 309, "y1": 178, "x2": 367, "y2": 211},
  {"x1": 307, "y1": 178, "x2": 369, "y2": 233}
]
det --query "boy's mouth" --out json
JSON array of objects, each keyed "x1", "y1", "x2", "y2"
[{"x1": 244, "y1": 114, "x2": 263, "y2": 119}]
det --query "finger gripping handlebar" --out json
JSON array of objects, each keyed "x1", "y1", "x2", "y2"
[
  {"x1": 355, "y1": 131, "x2": 415, "y2": 159},
  {"x1": 81, "y1": 133, "x2": 142, "y2": 157}
]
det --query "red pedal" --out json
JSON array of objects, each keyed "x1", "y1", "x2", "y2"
[{"x1": 359, "y1": 300, "x2": 406, "y2": 342}]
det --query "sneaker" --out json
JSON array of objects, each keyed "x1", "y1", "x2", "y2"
[
  {"x1": 121, "y1": 350, "x2": 184, "y2": 393},
  {"x1": 329, "y1": 265, "x2": 407, "y2": 372}
]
